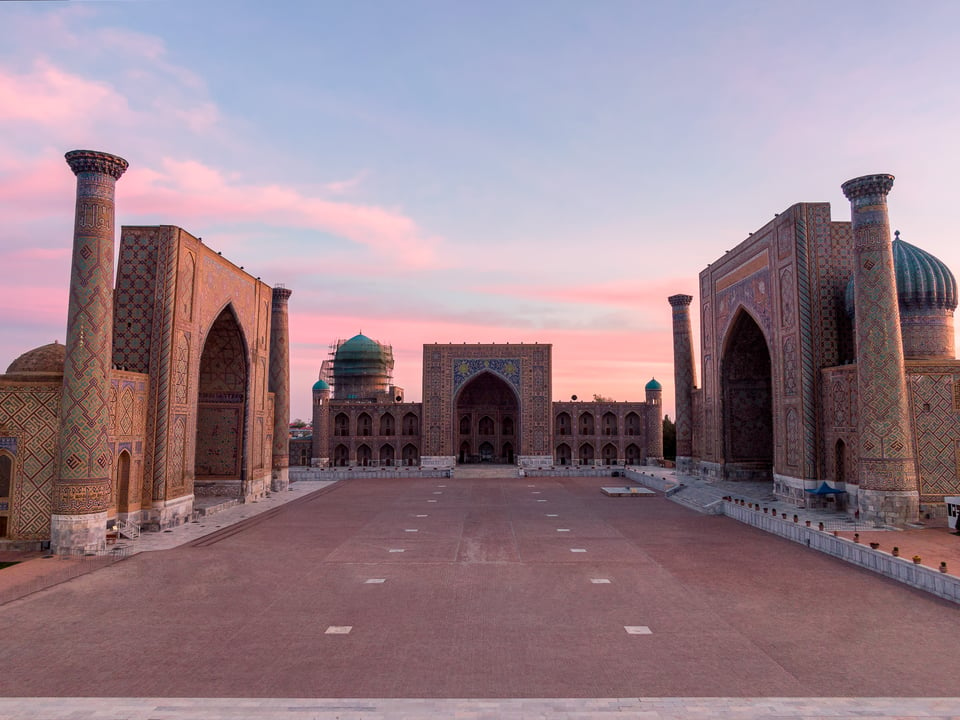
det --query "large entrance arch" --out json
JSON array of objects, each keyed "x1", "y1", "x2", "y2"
[
  {"x1": 454, "y1": 372, "x2": 519, "y2": 464},
  {"x1": 195, "y1": 306, "x2": 249, "y2": 496},
  {"x1": 720, "y1": 310, "x2": 773, "y2": 481}
]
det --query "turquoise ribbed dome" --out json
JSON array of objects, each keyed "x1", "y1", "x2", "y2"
[
  {"x1": 645, "y1": 378, "x2": 662, "y2": 391},
  {"x1": 312, "y1": 379, "x2": 330, "y2": 391},
  {"x1": 845, "y1": 233, "x2": 958, "y2": 317}
]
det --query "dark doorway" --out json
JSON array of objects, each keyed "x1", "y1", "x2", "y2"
[
  {"x1": 720, "y1": 310, "x2": 773, "y2": 481},
  {"x1": 195, "y1": 306, "x2": 248, "y2": 496},
  {"x1": 454, "y1": 372, "x2": 519, "y2": 464}
]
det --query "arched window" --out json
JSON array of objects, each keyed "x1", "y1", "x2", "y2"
[
  {"x1": 380, "y1": 444, "x2": 395, "y2": 466},
  {"x1": 380, "y1": 413, "x2": 395, "y2": 436},
  {"x1": 460, "y1": 415, "x2": 471, "y2": 435},
  {"x1": 402, "y1": 444, "x2": 419, "y2": 466},
  {"x1": 625, "y1": 443, "x2": 641, "y2": 465},
  {"x1": 502, "y1": 416, "x2": 514, "y2": 436},
  {"x1": 402, "y1": 413, "x2": 419, "y2": 435},
  {"x1": 555, "y1": 412, "x2": 570, "y2": 436},
  {"x1": 478, "y1": 416, "x2": 495, "y2": 435},
  {"x1": 357, "y1": 413, "x2": 372, "y2": 437},
  {"x1": 556, "y1": 443, "x2": 572, "y2": 466},
  {"x1": 602, "y1": 443, "x2": 618, "y2": 465},
  {"x1": 602, "y1": 412, "x2": 617, "y2": 436},
  {"x1": 625, "y1": 412, "x2": 640, "y2": 436},
  {"x1": 334, "y1": 413, "x2": 349, "y2": 437},
  {"x1": 357, "y1": 444, "x2": 372, "y2": 466},
  {"x1": 334, "y1": 444, "x2": 349, "y2": 466},
  {"x1": 579, "y1": 412, "x2": 595, "y2": 435},
  {"x1": 116, "y1": 451, "x2": 131, "y2": 514},
  {"x1": 502, "y1": 442, "x2": 514, "y2": 463},
  {"x1": 0, "y1": 453, "x2": 12, "y2": 498},
  {"x1": 578, "y1": 443, "x2": 595, "y2": 465}
]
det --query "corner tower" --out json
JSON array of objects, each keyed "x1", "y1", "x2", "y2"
[
  {"x1": 51, "y1": 150, "x2": 128, "y2": 555},
  {"x1": 668, "y1": 294, "x2": 696, "y2": 474},
  {"x1": 269, "y1": 285, "x2": 292, "y2": 491},
  {"x1": 841, "y1": 173, "x2": 919, "y2": 525}
]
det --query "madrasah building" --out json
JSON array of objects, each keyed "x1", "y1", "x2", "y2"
[
  {"x1": 0, "y1": 150, "x2": 292, "y2": 554},
  {"x1": 293, "y1": 337, "x2": 665, "y2": 471},
  {"x1": 670, "y1": 173, "x2": 960, "y2": 526}
]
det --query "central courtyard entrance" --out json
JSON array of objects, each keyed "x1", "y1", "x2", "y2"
[{"x1": 455, "y1": 371, "x2": 518, "y2": 464}]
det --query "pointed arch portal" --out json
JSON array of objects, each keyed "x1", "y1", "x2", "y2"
[
  {"x1": 195, "y1": 306, "x2": 249, "y2": 495},
  {"x1": 454, "y1": 372, "x2": 519, "y2": 464},
  {"x1": 720, "y1": 310, "x2": 773, "y2": 481}
]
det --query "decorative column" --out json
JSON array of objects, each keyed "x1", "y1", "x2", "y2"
[
  {"x1": 269, "y1": 285, "x2": 293, "y2": 491},
  {"x1": 668, "y1": 294, "x2": 696, "y2": 475},
  {"x1": 841, "y1": 174, "x2": 919, "y2": 525},
  {"x1": 51, "y1": 150, "x2": 128, "y2": 555}
]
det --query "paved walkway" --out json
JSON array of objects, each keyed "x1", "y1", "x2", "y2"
[
  {"x1": 1, "y1": 696, "x2": 959, "y2": 719},
  {"x1": 0, "y1": 480, "x2": 337, "y2": 606},
  {"x1": 2, "y1": 474, "x2": 959, "y2": 719},
  {"x1": 634, "y1": 467, "x2": 960, "y2": 577}
]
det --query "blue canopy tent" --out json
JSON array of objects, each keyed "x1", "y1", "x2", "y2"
[{"x1": 805, "y1": 482, "x2": 847, "y2": 495}]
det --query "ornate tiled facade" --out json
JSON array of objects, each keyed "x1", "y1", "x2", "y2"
[
  {"x1": 302, "y1": 342, "x2": 663, "y2": 469},
  {"x1": 675, "y1": 174, "x2": 960, "y2": 525},
  {"x1": 0, "y1": 151, "x2": 286, "y2": 551}
]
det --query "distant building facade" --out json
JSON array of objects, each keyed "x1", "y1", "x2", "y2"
[
  {"x1": 671, "y1": 173, "x2": 960, "y2": 525},
  {"x1": 292, "y1": 337, "x2": 663, "y2": 470}
]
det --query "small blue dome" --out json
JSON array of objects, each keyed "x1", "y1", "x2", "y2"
[
  {"x1": 645, "y1": 378, "x2": 662, "y2": 391},
  {"x1": 312, "y1": 379, "x2": 330, "y2": 391}
]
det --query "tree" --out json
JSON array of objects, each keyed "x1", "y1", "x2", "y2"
[
  {"x1": 290, "y1": 418, "x2": 307, "y2": 428},
  {"x1": 592, "y1": 393, "x2": 614, "y2": 402},
  {"x1": 662, "y1": 415, "x2": 676, "y2": 460}
]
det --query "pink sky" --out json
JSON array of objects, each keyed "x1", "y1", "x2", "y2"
[{"x1": 2, "y1": 3, "x2": 959, "y2": 423}]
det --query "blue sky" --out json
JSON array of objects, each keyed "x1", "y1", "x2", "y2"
[{"x1": 1, "y1": 1, "x2": 959, "y2": 421}]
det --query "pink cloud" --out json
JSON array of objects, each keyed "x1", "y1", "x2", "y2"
[
  {"x1": 120, "y1": 158, "x2": 443, "y2": 269},
  {"x1": 474, "y1": 276, "x2": 697, "y2": 311},
  {"x1": 0, "y1": 60, "x2": 130, "y2": 127}
]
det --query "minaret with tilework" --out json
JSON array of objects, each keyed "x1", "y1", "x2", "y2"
[
  {"x1": 51, "y1": 150, "x2": 128, "y2": 555},
  {"x1": 269, "y1": 285, "x2": 293, "y2": 491},
  {"x1": 841, "y1": 174, "x2": 919, "y2": 525},
  {"x1": 668, "y1": 294, "x2": 696, "y2": 475}
]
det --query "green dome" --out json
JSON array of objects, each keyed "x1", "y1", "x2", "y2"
[
  {"x1": 334, "y1": 333, "x2": 393, "y2": 377},
  {"x1": 312, "y1": 379, "x2": 330, "y2": 391},
  {"x1": 645, "y1": 378, "x2": 662, "y2": 391}
]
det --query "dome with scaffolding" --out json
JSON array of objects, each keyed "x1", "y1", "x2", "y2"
[{"x1": 331, "y1": 333, "x2": 395, "y2": 400}]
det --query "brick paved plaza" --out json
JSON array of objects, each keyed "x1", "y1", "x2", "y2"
[{"x1": 1, "y1": 476, "x2": 958, "y2": 709}]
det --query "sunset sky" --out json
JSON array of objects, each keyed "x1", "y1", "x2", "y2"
[{"x1": 2, "y1": 1, "x2": 960, "y2": 422}]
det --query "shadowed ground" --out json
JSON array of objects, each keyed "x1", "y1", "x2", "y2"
[{"x1": 0, "y1": 475, "x2": 957, "y2": 698}]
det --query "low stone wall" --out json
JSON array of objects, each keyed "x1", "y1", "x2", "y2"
[
  {"x1": 723, "y1": 501, "x2": 960, "y2": 605},
  {"x1": 624, "y1": 469, "x2": 679, "y2": 493},
  {"x1": 522, "y1": 466, "x2": 629, "y2": 478},
  {"x1": 290, "y1": 467, "x2": 452, "y2": 481}
]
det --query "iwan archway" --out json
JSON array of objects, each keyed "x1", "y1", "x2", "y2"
[
  {"x1": 194, "y1": 305, "x2": 249, "y2": 496},
  {"x1": 720, "y1": 309, "x2": 773, "y2": 482},
  {"x1": 454, "y1": 372, "x2": 519, "y2": 464}
]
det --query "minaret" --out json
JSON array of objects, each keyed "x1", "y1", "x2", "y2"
[
  {"x1": 311, "y1": 378, "x2": 331, "y2": 467},
  {"x1": 51, "y1": 150, "x2": 128, "y2": 555},
  {"x1": 841, "y1": 174, "x2": 919, "y2": 525},
  {"x1": 668, "y1": 294, "x2": 696, "y2": 475},
  {"x1": 644, "y1": 378, "x2": 664, "y2": 463},
  {"x1": 269, "y1": 285, "x2": 293, "y2": 491}
]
